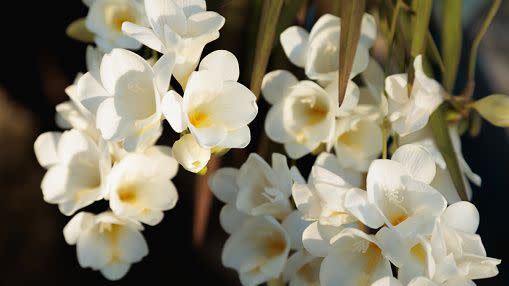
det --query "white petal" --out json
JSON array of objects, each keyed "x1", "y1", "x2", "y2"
[
  {"x1": 117, "y1": 226, "x2": 148, "y2": 262},
  {"x1": 219, "y1": 204, "x2": 248, "y2": 234},
  {"x1": 153, "y1": 52, "x2": 176, "y2": 93},
  {"x1": 122, "y1": 22, "x2": 165, "y2": 53},
  {"x1": 292, "y1": 183, "x2": 322, "y2": 220},
  {"x1": 285, "y1": 142, "x2": 314, "y2": 159},
  {"x1": 34, "y1": 132, "x2": 62, "y2": 168},
  {"x1": 218, "y1": 126, "x2": 251, "y2": 149},
  {"x1": 367, "y1": 159, "x2": 408, "y2": 204},
  {"x1": 209, "y1": 167, "x2": 239, "y2": 204},
  {"x1": 344, "y1": 188, "x2": 384, "y2": 229},
  {"x1": 441, "y1": 201, "x2": 479, "y2": 234},
  {"x1": 265, "y1": 102, "x2": 293, "y2": 143},
  {"x1": 280, "y1": 26, "x2": 309, "y2": 67},
  {"x1": 161, "y1": 90, "x2": 187, "y2": 132},
  {"x1": 100, "y1": 48, "x2": 153, "y2": 96},
  {"x1": 173, "y1": 0, "x2": 206, "y2": 16},
  {"x1": 77, "y1": 228, "x2": 111, "y2": 269},
  {"x1": 95, "y1": 97, "x2": 133, "y2": 140},
  {"x1": 144, "y1": 0, "x2": 187, "y2": 36},
  {"x1": 199, "y1": 50, "x2": 239, "y2": 82},
  {"x1": 360, "y1": 13, "x2": 377, "y2": 48},
  {"x1": 371, "y1": 277, "x2": 404, "y2": 286},
  {"x1": 392, "y1": 144, "x2": 436, "y2": 184},
  {"x1": 302, "y1": 222, "x2": 342, "y2": 257},
  {"x1": 63, "y1": 212, "x2": 95, "y2": 245},
  {"x1": 100, "y1": 262, "x2": 130, "y2": 281},
  {"x1": 212, "y1": 81, "x2": 257, "y2": 129},
  {"x1": 261, "y1": 70, "x2": 298, "y2": 105},
  {"x1": 187, "y1": 11, "x2": 225, "y2": 38},
  {"x1": 282, "y1": 210, "x2": 312, "y2": 250},
  {"x1": 76, "y1": 72, "x2": 110, "y2": 115}
]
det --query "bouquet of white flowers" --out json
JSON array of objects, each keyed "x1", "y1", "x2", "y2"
[{"x1": 34, "y1": 0, "x2": 507, "y2": 285}]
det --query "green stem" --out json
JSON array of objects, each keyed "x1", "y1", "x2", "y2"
[{"x1": 466, "y1": 0, "x2": 501, "y2": 97}]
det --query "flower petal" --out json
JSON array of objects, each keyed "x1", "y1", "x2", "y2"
[
  {"x1": 199, "y1": 50, "x2": 239, "y2": 82},
  {"x1": 261, "y1": 70, "x2": 298, "y2": 105},
  {"x1": 392, "y1": 144, "x2": 436, "y2": 184},
  {"x1": 280, "y1": 26, "x2": 309, "y2": 67}
]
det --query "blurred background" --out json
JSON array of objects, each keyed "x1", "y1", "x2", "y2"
[{"x1": 0, "y1": 0, "x2": 507, "y2": 285}]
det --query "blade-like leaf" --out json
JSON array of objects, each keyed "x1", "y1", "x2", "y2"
[
  {"x1": 441, "y1": 0, "x2": 462, "y2": 92},
  {"x1": 426, "y1": 31, "x2": 446, "y2": 74},
  {"x1": 338, "y1": 0, "x2": 366, "y2": 106},
  {"x1": 66, "y1": 18, "x2": 95, "y2": 43},
  {"x1": 410, "y1": 0, "x2": 432, "y2": 57},
  {"x1": 249, "y1": 0, "x2": 284, "y2": 98},
  {"x1": 430, "y1": 103, "x2": 469, "y2": 201}
]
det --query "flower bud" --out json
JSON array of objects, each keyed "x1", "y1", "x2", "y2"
[
  {"x1": 473, "y1": 94, "x2": 509, "y2": 127},
  {"x1": 172, "y1": 134, "x2": 211, "y2": 173}
]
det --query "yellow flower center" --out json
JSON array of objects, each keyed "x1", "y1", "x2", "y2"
[
  {"x1": 410, "y1": 243, "x2": 427, "y2": 264},
  {"x1": 189, "y1": 110, "x2": 210, "y2": 128},
  {"x1": 118, "y1": 185, "x2": 138, "y2": 204}
]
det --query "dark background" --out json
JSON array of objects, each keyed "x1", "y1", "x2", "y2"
[{"x1": 0, "y1": 1, "x2": 507, "y2": 285}]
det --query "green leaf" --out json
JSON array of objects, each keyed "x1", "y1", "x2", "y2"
[
  {"x1": 66, "y1": 18, "x2": 95, "y2": 43},
  {"x1": 410, "y1": 0, "x2": 433, "y2": 57},
  {"x1": 426, "y1": 31, "x2": 446, "y2": 75},
  {"x1": 338, "y1": 0, "x2": 366, "y2": 106},
  {"x1": 430, "y1": 103, "x2": 468, "y2": 201},
  {"x1": 249, "y1": 0, "x2": 285, "y2": 98},
  {"x1": 441, "y1": 0, "x2": 462, "y2": 92}
]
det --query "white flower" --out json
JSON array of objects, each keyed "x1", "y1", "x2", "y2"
[
  {"x1": 172, "y1": 133, "x2": 210, "y2": 173},
  {"x1": 385, "y1": 55, "x2": 444, "y2": 136},
  {"x1": 320, "y1": 228, "x2": 392, "y2": 286},
  {"x1": 85, "y1": 0, "x2": 146, "y2": 52},
  {"x1": 210, "y1": 153, "x2": 295, "y2": 220},
  {"x1": 63, "y1": 211, "x2": 148, "y2": 280},
  {"x1": 262, "y1": 70, "x2": 360, "y2": 159},
  {"x1": 34, "y1": 129, "x2": 109, "y2": 215},
  {"x1": 77, "y1": 48, "x2": 175, "y2": 151},
  {"x1": 56, "y1": 46, "x2": 103, "y2": 140},
  {"x1": 431, "y1": 201, "x2": 500, "y2": 283},
  {"x1": 108, "y1": 147, "x2": 179, "y2": 225},
  {"x1": 280, "y1": 13, "x2": 376, "y2": 83},
  {"x1": 399, "y1": 125, "x2": 481, "y2": 203},
  {"x1": 162, "y1": 50, "x2": 257, "y2": 149},
  {"x1": 282, "y1": 250, "x2": 322, "y2": 286},
  {"x1": 333, "y1": 107, "x2": 383, "y2": 171},
  {"x1": 222, "y1": 215, "x2": 291, "y2": 286},
  {"x1": 376, "y1": 227, "x2": 435, "y2": 284},
  {"x1": 367, "y1": 144, "x2": 447, "y2": 237},
  {"x1": 371, "y1": 276, "x2": 475, "y2": 286},
  {"x1": 122, "y1": 0, "x2": 225, "y2": 86}
]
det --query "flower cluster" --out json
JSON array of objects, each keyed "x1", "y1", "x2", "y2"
[
  {"x1": 211, "y1": 148, "x2": 500, "y2": 286},
  {"x1": 209, "y1": 11, "x2": 501, "y2": 286},
  {"x1": 35, "y1": 0, "x2": 257, "y2": 280}
]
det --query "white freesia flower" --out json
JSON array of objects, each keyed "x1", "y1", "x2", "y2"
[
  {"x1": 222, "y1": 215, "x2": 291, "y2": 286},
  {"x1": 162, "y1": 50, "x2": 257, "y2": 149},
  {"x1": 77, "y1": 48, "x2": 175, "y2": 151},
  {"x1": 108, "y1": 147, "x2": 179, "y2": 225},
  {"x1": 210, "y1": 153, "x2": 295, "y2": 220},
  {"x1": 262, "y1": 70, "x2": 360, "y2": 158},
  {"x1": 371, "y1": 276, "x2": 475, "y2": 286},
  {"x1": 280, "y1": 13, "x2": 376, "y2": 83},
  {"x1": 84, "y1": 0, "x2": 146, "y2": 52},
  {"x1": 431, "y1": 201, "x2": 500, "y2": 283},
  {"x1": 320, "y1": 228, "x2": 392, "y2": 286},
  {"x1": 367, "y1": 144, "x2": 447, "y2": 237},
  {"x1": 34, "y1": 129, "x2": 109, "y2": 215},
  {"x1": 282, "y1": 250, "x2": 322, "y2": 286},
  {"x1": 333, "y1": 106, "x2": 383, "y2": 171},
  {"x1": 172, "y1": 133, "x2": 210, "y2": 173},
  {"x1": 63, "y1": 211, "x2": 148, "y2": 280},
  {"x1": 399, "y1": 125, "x2": 481, "y2": 203},
  {"x1": 122, "y1": 0, "x2": 225, "y2": 86},
  {"x1": 385, "y1": 55, "x2": 444, "y2": 136},
  {"x1": 376, "y1": 227, "x2": 435, "y2": 284}
]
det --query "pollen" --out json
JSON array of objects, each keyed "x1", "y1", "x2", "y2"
[
  {"x1": 118, "y1": 185, "x2": 138, "y2": 204},
  {"x1": 112, "y1": 14, "x2": 136, "y2": 32},
  {"x1": 265, "y1": 237, "x2": 286, "y2": 257},
  {"x1": 305, "y1": 105, "x2": 328, "y2": 125},
  {"x1": 410, "y1": 243, "x2": 427, "y2": 264},
  {"x1": 390, "y1": 213, "x2": 408, "y2": 226},
  {"x1": 189, "y1": 110, "x2": 210, "y2": 128}
]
